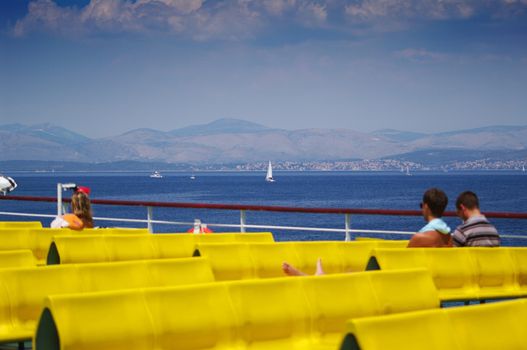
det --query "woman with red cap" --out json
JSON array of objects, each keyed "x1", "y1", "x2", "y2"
[{"x1": 51, "y1": 187, "x2": 94, "y2": 230}]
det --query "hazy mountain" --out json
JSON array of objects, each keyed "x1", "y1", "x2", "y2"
[
  {"x1": 169, "y1": 118, "x2": 273, "y2": 136},
  {"x1": 0, "y1": 119, "x2": 526, "y2": 164}
]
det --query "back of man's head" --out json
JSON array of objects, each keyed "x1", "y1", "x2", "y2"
[
  {"x1": 456, "y1": 191, "x2": 480, "y2": 210},
  {"x1": 423, "y1": 188, "x2": 448, "y2": 218}
]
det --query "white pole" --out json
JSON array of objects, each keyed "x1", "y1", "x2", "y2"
[
  {"x1": 240, "y1": 210, "x2": 246, "y2": 233},
  {"x1": 345, "y1": 214, "x2": 351, "y2": 241},
  {"x1": 147, "y1": 206, "x2": 154, "y2": 233},
  {"x1": 57, "y1": 183, "x2": 63, "y2": 216}
]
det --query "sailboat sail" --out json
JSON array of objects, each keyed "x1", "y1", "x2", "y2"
[{"x1": 266, "y1": 161, "x2": 275, "y2": 182}]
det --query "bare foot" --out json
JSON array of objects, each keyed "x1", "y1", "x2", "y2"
[
  {"x1": 282, "y1": 262, "x2": 307, "y2": 276},
  {"x1": 315, "y1": 258, "x2": 325, "y2": 275}
]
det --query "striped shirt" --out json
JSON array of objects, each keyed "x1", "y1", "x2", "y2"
[{"x1": 452, "y1": 215, "x2": 500, "y2": 247}]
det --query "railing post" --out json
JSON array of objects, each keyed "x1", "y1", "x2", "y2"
[
  {"x1": 193, "y1": 219, "x2": 201, "y2": 234},
  {"x1": 57, "y1": 183, "x2": 63, "y2": 216},
  {"x1": 240, "y1": 210, "x2": 246, "y2": 233},
  {"x1": 147, "y1": 206, "x2": 154, "y2": 233},
  {"x1": 345, "y1": 213, "x2": 351, "y2": 241}
]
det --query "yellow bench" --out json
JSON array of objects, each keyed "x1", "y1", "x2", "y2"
[
  {"x1": 47, "y1": 232, "x2": 274, "y2": 265},
  {"x1": 0, "y1": 228, "x2": 150, "y2": 265},
  {"x1": 0, "y1": 250, "x2": 36, "y2": 268},
  {"x1": 195, "y1": 241, "x2": 401, "y2": 281},
  {"x1": 0, "y1": 257, "x2": 214, "y2": 344},
  {"x1": 0, "y1": 221, "x2": 42, "y2": 229},
  {"x1": 35, "y1": 268, "x2": 439, "y2": 350},
  {"x1": 368, "y1": 247, "x2": 527, "y2": 301},
  {"x1": 342, "y1": 298, "x2": 527, "y2": 350}
]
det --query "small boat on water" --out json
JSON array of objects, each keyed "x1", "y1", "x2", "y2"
[
  {"x1": 150, "y1": 171, "x2": 163, "y2": 178},
  {"x1": 190, "y1": 175, "x2": 196, "y2": 180},
  {"x1": 265, "y1": 161, "x2": 275, "y2": 182},
  {"x1": 405, "y1": 166, "x2": 412, "y2": 176}
]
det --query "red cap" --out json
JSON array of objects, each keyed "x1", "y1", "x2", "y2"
[{"x1": 75, "y1": 186, "x2": 91, "y2": 195}]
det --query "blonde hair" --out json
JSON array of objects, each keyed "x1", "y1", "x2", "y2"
[{"x1": 71, "y1": 191, "x2": 94, "y2": 228}]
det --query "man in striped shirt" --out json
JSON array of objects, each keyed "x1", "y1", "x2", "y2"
[{"x1": 452, "y1": 191, "x2": 500, "y2": 247}]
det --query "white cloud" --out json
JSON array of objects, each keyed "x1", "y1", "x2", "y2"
[
  {"x1": 10, "y1": 0, "x2": 527, "y2": 39},
  {"x1": 395, "y1": 48, "x2": 448, "y2": 62},
  {"x1": 345, "y1": 0, "x2": 479, "y2": 21}
]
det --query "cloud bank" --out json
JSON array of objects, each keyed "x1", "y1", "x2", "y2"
[{"x1": 11, "y1": 0, "x2": 527, "y2": 40}]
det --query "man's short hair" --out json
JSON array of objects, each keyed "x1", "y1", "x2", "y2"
[
  {"x1": 423, "y1": 188, "x2": 448, "y2": 217},
  {"x1": 456, "y1": 191, "x2": 480, "y2": 210}
]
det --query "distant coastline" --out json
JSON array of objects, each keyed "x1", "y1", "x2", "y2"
[{"x1": 2, "y1": 159, "x2": 526, "y2": 173}]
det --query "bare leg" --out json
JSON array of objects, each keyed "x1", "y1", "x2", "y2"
[
  {"x1": 315, "y1": 258, "x2": 325, "y2": 275},
  {"x1": 282, "y1": 262, "x2": 307, "y2": 276}
]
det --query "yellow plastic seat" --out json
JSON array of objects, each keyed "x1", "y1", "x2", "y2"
[
  {"x1": 104, "y1": 235, "x2": 157, "y2": 261},
  {"x1": 41, "y1": 290, "x2": 156, "y2": 350},
  {"x1": 248, "y1": 243, "x2": 299, "y2": 278},
  {"x1": 0, "y1": 229, "x2": 30, "y2": 251},
  {"x1": 150, "y1": 234, "x2": 196, "y2": 259},
  {"x1": 195, "y1": 243, "x2": 256, "y2": 280},
  {"x1": 369, "y1": 248, "x2": 479, "y2": 301},
  {"x1": 293, "y1": 242, "x2": 343, "y2": 275},
  {"x1": 0, "y1": 264, "x2": 81, "y2": 343},
  {"x1": 0, "y1": 257, "x2": 214, "y2": 344},
  {"x1": 35, "y1": 269, "x2": 441, "y2": 350},
  {"x1": 0, "y1": 250, "x2": 36, "y2": 269},
  {"x1": 148, "y1": 284, "x2": 239, "y2": 350},
  {"x1": 469, "y1": 248, "x2": 519, "y2": 299},
  {"x1": 344, "y1": 308, "x2": 457, "y2": 350},
  {"x1": 510, "y1": 248, "x2": 527, "y2": 295},
  {"x1": 28, "y1": 229, "x2": 72, "y2": 263},
  {"x1": 337, "y1": 242, "x2": 378, "y2": 273},
  {"x1": 0, "y1": 221, "x2": 42, "y2": 229},
  {"x1": 48, "y1": 235, "x2": 109, "y2": 264},
  {"x1": 343, "y1": 299, "x2": 527, "y2": 350},
  {"x1": 228, "y1": 278, "x2": 312, "y2": 350}
]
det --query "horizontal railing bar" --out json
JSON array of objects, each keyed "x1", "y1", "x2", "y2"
[
  {"x1": 1, "y1": 210, "x2": 526, "y2": 239},
  {"x1": 2, "y1": 195, "x2": 527, "y2": 219}
]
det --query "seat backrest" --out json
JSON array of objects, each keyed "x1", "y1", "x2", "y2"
[
  {"x1": 0, "y1": 265, "x2": 81, "y2": 326},
  {"x1": 344, "y1": 307, "x2": 457, "y2": 350},
  {"x1": 0, "y1": 221, "x2": 42, "y2": 229},
  {"x1": 151, "y1": 234, "x2": 196, "y2": 259},
  {"x1": 103, "y1": 235, "x2": 157, "y2": 261},
  {"x1": 293, "y1": 242, "x2": 344, "y2": 275},
  {"x1": 227, "y1": 278, "x2": 311, "y2": 345},
  {"x1": 195, "y1": 243, "x2": 256, "y2": 280},
  {"x1": 0, "y1": 250, "x2": 36, "y2": 269},
  {"x1": 344, "y1": 299, "x2": 527, "y2": 350},
  {"x1": 509, "y1": 248, "x2": 527, "y2": 293},
  {"x1": 0, "y1": 229, "x2": 30, "y2": 251},
  {"x1": 468, "y1": 248, "x2": 517, "y2": 297},
  {"x1": 48, "y1": 235, "x2": 109, "y2": 264},
  {"x1": 35, "y1": 269, "x2": 441, "y2": 350},
  {"x1": 28, "y1": 229, "x2": 72, "y2": 263},
  {"x1": 248, "y1": 243, "x2": 299, "y2": 278}
]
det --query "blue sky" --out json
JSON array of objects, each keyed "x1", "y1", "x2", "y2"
[{"x1": 1, "y1": 0, "x2": 526, "y2": 138}]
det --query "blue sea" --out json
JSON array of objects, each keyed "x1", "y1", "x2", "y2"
[{"x1": 2, "y1": 171, "x2": 527, "y2": 245}]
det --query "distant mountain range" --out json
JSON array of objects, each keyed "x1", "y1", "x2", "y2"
[{"x1": 1, "y1": 119, "x2": 527, "y2": 166}]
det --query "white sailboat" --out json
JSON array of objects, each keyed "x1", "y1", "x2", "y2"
[
  {"x1": 523, "y1": 165, "x2": 526, "y2": 173},
  {"x1": 265, "y1": 161, "x2": 275, "y2": 182},
  {"x1": 405, "y1": 166, "x2": 412, "y2": 176}
]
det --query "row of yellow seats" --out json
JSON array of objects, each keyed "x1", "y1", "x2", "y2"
[
  {"x1": 35, "y1": 268, "x2": 439, "y2": 350},
  {"x1": 0, "y1": 221, "x2": 43, "y2": 228},
  {"x1": 0, "y1": 250, "x2": 36, "y2": 268},
  {"x1": 0, "y1": 257, "x2": 214, "y2": 344},
  {"x1": 0, "y1": 227, "x2": 149, "y2": 264},
  {"x1": 368, "y1": 247, "x2": 527, "y2": 301},
  {"x1": 47, "y1": 232, "x2": 275, "y2": 264},
  {"x1": 194, "y1": 240, "x2": 407, "y2": 281},
  {"x1": 343, "y1": 298, "x2": 527, "y2": 350}
]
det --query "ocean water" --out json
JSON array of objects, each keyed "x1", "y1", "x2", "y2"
[{"x1": 2, "y1": 171, "x2": 527, "y2": 245}]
